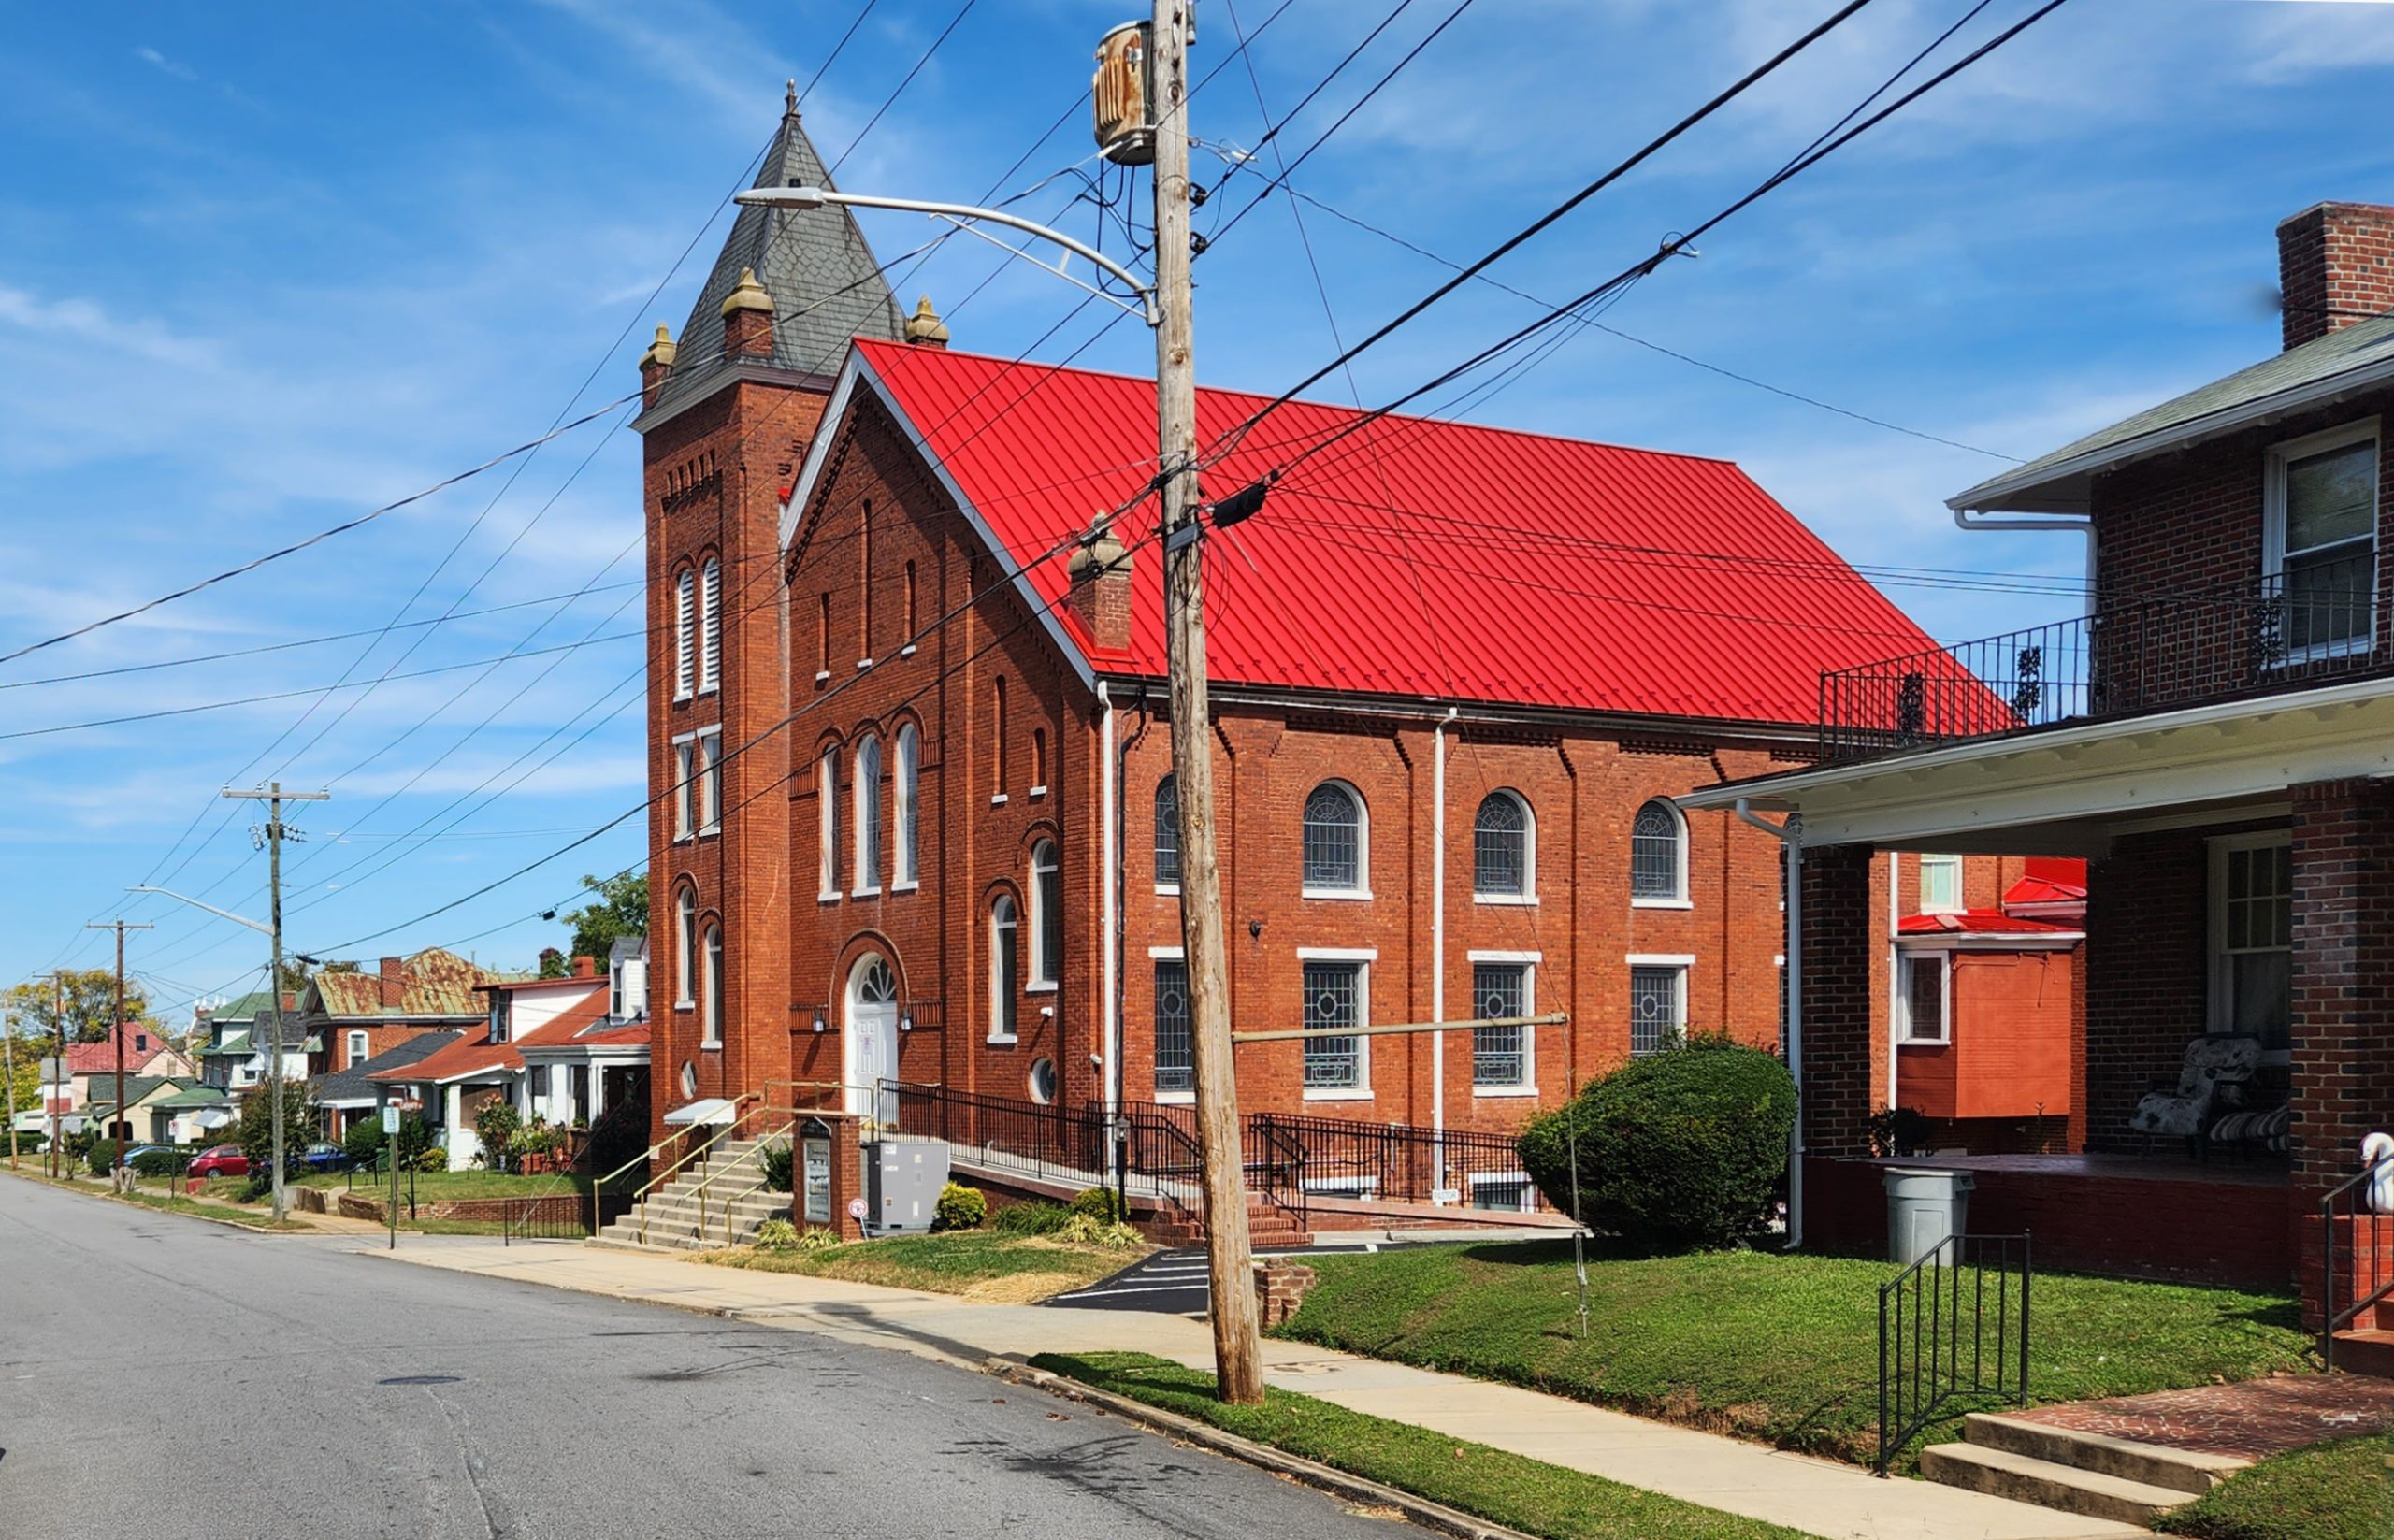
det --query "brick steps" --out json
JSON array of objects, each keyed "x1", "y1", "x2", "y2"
[
  {"x1": 2333, "y1": 1329, "x2": 2394, "y2": 1377},
  {"x1": 1146, "y1": 1199, "x2": 1310, "y2": 1250}
]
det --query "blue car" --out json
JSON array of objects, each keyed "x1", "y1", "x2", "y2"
[{"x1": 298, "y1": 1142, "x2": 351, "y2": 1173}]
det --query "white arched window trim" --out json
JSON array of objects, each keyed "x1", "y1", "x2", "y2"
[
  {"x1": 700, "y1": 922, "x2": 724, "y2": 1046},
  {"x1": 673, "y1": 887, "x2": 697, "y2": 1008},
  {"x1": 817, "y1": 746, "x2": 841, "y2": 902},
  {"x1": 672, "y1": 567, "x2": 696, "y2": 701},
  {"x1": 1473, "y1": 789, "x2": 1537, "y2": 905},
  {"x1": 892, "y1": 724, "x2": 920, "y2": 890},
  {"x1": 1630, "y1": 799, "x2": 1692, "y2": 909},
  {"x1": 698, "y1": 556, "x2": 722, "y2": 695},
  {"x1": 1028, "y1": 839, "x2": 1060, "y2": 992},
  {"x1": 1153, "y1": 775, "x2": 1180, "y2": 895},
  {"x1": 1301, "y1": 780, "x2": 1371, "y2": 900},
  {"x1": 988, "y1": 893, "x2": 1020, "y2": 1043},
  {"x1": 852, "y1": 731, "x2": 883, "y2": 896}
]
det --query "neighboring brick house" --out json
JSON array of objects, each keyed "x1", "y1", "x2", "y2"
[
  {"x1": 630, "y1": 95, "x2": 2018, "y2": 1180},
  {"x1": 298, "y1": 949, "x2": 504, "y2": 1083},
  {"x1": 1686, "y1": 202, "x2": 2394, "y2": 1355}
]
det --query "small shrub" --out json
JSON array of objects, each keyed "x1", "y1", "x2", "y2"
[
  {"x1": 86, "y1": 1138, "x2": 123, "y2": 1176},
  {"x1": 412, "y1": 1144, "x2": 449, "y2": 1173},
  {"x1": 798, "y1": 1226, "x2": 843, "y2": 1252},
  {"x1": 343, "y1": 1120, "x2": 388, "y2": 1169},
  {"x1": 753, "y1": 1218, "x2": 800, "y2": 1250},
  {"x1": 994, "y1": 1201, "x2": 1073, "y2": 1235},
  {"x1": 757, "y1": 1143, "x2": 794, "y2": 1193},
  {"x1": 933, "y1": 1182, "x2": 988, "y2": 1231},
  {"x1": 1059, "y1": 1213, "x2": 1146, "y2": 1251},
  {"x1": 1517, "y1": 1035, "x2": 1796, "y2": 1253},
  {"x1": 1867, "y1": 1105, "x2": 1935, "y2": 1159},
  {"x1": 472, "y1": 1101, "x2": 522, "y2": 1172},
  {"x1": 1069, "y1": 1187, "x2": 1125, "y2": 1223},
  {"x1": 129, "y1": 1146, "x2": 191, "y2": 1177}
]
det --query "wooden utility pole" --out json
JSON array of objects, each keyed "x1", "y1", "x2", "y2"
[
  {"x1": 1150, "y1": 0, "x2": 1263, "y2": 1404},
  {"x1": 224, "y1": 783, "x2": 329, "y2": 1223},
  {"x1": 5, "y1": 1006, "x2": 19, "y2": 1171},
  {"x1": 87, "y1": 920, "x2": 153, "y2": 1191},
  {"x1": 49, "y1": 971, "x2": 66, "y2": 1180}
]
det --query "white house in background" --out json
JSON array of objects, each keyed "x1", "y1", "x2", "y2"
[
  {"x1": 370, "y1": 966, "x2": 609, "y2": 1171},
  {"x1": 520, "y1": 940, "x2": 651, "y2": 1131},
  {"x1": 195, "y1": 990, "x2": 308, "y2": 1094}
]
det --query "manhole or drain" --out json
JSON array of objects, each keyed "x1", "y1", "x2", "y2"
[{"x1": 378, "y1": 1374, "x2": 461, "y2": 1386}]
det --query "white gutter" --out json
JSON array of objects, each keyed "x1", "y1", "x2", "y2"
[
  {"x1": 1098, "y1": 682, "x2": 1119, "y2": 1119},
  {"x1": 1954, "y1": 508, "x2": 2096, "y2": 603},
  {"x1": 1431, "y1": 705, "x2": 1457, "y2": 1200},
  {"x1": 1734, "y1": 799, "x2": 1803, "y2": 1250},
  {"x1": 1887, "y1": 852, "x2": 1900, "y2": 1126}
]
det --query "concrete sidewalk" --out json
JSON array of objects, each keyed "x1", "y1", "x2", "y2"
[{"x1": 366, "y1": 1239, "x2": 2139, "y2": 1540}]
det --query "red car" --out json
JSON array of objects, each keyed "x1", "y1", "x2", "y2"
[{"x1": 188, "y1": 1144, "x2": 250, "y2": 1178}]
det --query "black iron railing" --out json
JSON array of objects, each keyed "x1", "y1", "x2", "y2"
[
  {"x1": 887, "y1": 1081, "x2": 1100, "y2": 1176},
  {"x1": 1821, "y1": 578, "x2": 2382, "y2": 760},
  {"x1": 1878, "y1": 1233, "x2": 2030, "y2": 1475},
  {"x1": 1250, "y1": 1112, "x2": 1548, "y2": 1216},
  {"x1": 2322, "y1": 1153, "x2": 2394, "y2": 1372}
]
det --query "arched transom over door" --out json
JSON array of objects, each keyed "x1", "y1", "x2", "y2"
[{"x1": 845, "y1": 953, "x2": 900, "y2": 1119}]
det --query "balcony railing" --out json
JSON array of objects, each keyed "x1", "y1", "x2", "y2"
[{"x1": 1818, "y1": 576, "x2": 2383, "y2": 760}]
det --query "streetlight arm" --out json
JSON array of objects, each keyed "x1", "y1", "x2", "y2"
[
  {"x1": 127, "y1": 885, "x2": 274, "y2": 938},
  {"x1": 734, "y1": 186, "x2": 1159, "y2": 325}
]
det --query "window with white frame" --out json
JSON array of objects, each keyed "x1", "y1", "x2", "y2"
[
  {"x1": 1897, "y1": 952, "x2": 1950, "y2": 1043},
  {"x1": 701, "y1": 923, "x2": 723, "y2": 1045},
  {"x1": 1918, "y1": 853, "x2": 1962, "y2": 914},
  {"x1": 988, "y1": 895, "x2": 1019, "y2": 1041},
  {"x1": 1153, "y1": 776, "x2": 1180, "y2": 890},
  {"x1": 489, "y1": 993, "x2": 511, "y2": 1045},
  {"x1": 817, "y1": 746, "x2": 840, "y2": 900},
  {"x1": 1301, "y1": 958, "x2": 1366, "y2": 1091},
  {"x1": 1628, "y1": 962, "x2": 1686, "y2": 1057},
  {"x1": 1474, "y1": 791, "x2": 1533, "y2": 900},
  {"x1": 893, "y1": 724, "x2": 919, "y2": 886},
  {"x1": 1631, "y1": 800, "x2": 1686, "y2": 902},
  {"x1": 1469, "y1": 1173, "x2": 1534, "y2": 1213},
  {"x1": 2266, "y1": 422, "x2": 2378, "y2": 658},
  {"x1": 672, "y1": 738, "x2": 695, "y2": 841},
  {"x1": 698, "y1": 727, "x2": 722, "y2": 836},
  {"x1": 1302, "y1": 783, "x2": 1365, "y2": 894},
  {"x1": 699, "y1": 555, "x2": 723, "y2": 693},
  {"x1": 673, "y1": 567, "x2": 695, "y2": 700},
  {"x1": 853, "y1": 731, "x2": 882, "y2": 893},
  {"x1": 1153, "y1": 957, "x2": 1192, "y2": 1094},
  {"x1": 347, "y1": 1029, "x2": 368, "y2": 1069},
  {"x1": 1029, "y1": 840, "x2": 1061, "y2": 987},
  {"x1": 1471, "y1": 961, "x2": 1533, "y2": 1089},
  {"x1": 2211, "y1": 833, "x2": 2291, "y2": 1051},
  {"x1": 674, "y1": 888, "x2": 696, "y2": 1007}
]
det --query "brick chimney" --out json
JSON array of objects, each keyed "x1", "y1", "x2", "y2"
[
  {"x1": 379, "y1": 956, "x2": 406, "y2": 1008},
  {"x1": 719, "y1": 266, "x2": 775, "y2": 362},
  {"x1": 638, "y1": 323, "x2": 678, "y2": 409},
  {"x1": 2277, "y1": 202, "x2": 2394, "y2": 351},
  {"x1": 1066, "y1": 526, "x2": 1134, "y2": 652},
  {"x1": 572, "y1": 955, "x2": 598, "y2": 979}
]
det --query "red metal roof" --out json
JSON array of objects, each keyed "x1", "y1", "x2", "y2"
[
  {"x1": 1899, "y1": 910, "x2": 2081, "y2": 937},
  {"x1": 847, "y1": 339, "x2": 1945, "y2": 726}
]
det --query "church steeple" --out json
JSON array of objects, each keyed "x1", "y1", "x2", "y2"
[{"x1": 654, "y1": 84, "x2": 905, "y2": 409}]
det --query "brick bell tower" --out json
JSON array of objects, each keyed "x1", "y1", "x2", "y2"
[{"x1": 635, "y1": 82, "x2": 904, "y2": 1134}]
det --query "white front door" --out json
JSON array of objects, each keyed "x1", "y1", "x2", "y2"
[{"x1": 845, "y1": 955, "x2": 900, "y2": 1121}]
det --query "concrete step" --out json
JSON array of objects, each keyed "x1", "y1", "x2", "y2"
[
  {"x1": 1963, "y1": 1414, "x2": 2242, "y2": 1495},
  {"x1": 1919, "y1": 1442, "x2": 2194, "y2": 1526},
  {"x1": 2334, "y1": 1329, "x2": 2394, "y2": 1377}
]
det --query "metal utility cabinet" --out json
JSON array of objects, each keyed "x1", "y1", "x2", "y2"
[{"x1": 864, "y1": 1137, "x2": 950, "y2": 1235}]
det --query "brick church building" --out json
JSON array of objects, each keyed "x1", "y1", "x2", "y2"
[{"x1": 632, "y1": 94, "x2": 2018, "y2": 1161}]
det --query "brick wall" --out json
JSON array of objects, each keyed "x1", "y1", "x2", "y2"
[
  {"x1": 1797, "y1": 842, "x2": 1886, "y2": 1162},
  {"x1": 2084, "y1": 828, "x2": 2213, "y2": 1150},
  {"x1": 2290, "y1": 780, "x2": 2394, "y2": 1197}
]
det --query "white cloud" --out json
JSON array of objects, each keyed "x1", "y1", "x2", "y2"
[{"x1": 134, "y1": 46, "x2": 197, "y2": 83}]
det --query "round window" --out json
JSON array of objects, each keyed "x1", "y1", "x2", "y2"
[
  {"x1": 1028, "y1": 1058, "x2": 1058, "y2": 1105},
  {"x1": 679, "y1": 1060, "x2": 698, "y2": 1099}
]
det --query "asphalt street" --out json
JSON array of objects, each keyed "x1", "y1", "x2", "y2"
[{"x1": 0, "y1": 1177, "x2": 1418, "y2": 1540}]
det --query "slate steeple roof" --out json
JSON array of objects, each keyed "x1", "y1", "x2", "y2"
[{"x1": 660, "y1": 83, "x2": 905, "y2": 409}]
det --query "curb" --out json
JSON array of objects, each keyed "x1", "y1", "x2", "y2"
[
  {"x1": 987, "y1": 1356, "x2": 1537, "y2": 1540},
  {"x1": 0, "y1": 1166, "x2": 317, "y2": 1235}
]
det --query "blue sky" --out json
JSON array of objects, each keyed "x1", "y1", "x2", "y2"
[{"x1": 3, "y1": 0, "x2": 2389, "y2": 1022}]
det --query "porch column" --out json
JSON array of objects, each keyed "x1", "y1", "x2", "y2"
[
  {"x1": 2291, "y1": 779, "x2": 2394, "y2": 1324},
  {"x1": 1796, "y1": 842, "x2": 1887, "y2": 1250}
]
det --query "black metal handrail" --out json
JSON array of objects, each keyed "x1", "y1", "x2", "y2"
[
  {"x1": 2322, "y1": 1153, "x2": 2394, "y2": 1372},
  {"x1": 1250, "y1": 1111, "x2": 1549, "y2": 1215},
  {"x1": 1821, "y1": 577, "x2": 2383, "y2": 761},
  {"x1": 1878, "y1": 1233, "x2": 2030, "y2": 1475}
]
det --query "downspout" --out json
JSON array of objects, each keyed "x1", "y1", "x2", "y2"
[
  {"x1": 1734, "y1": 799, "x2": 1803, "y2": 1249},
  {"x1": 1098, "y1": 682, "x2": 1120, "y2": 1121},
  {"x1": 1432, "y1": 704, "x2": 1458, "y2": 1201},
  {"x1": 1953, "y1": 508, "x2": 2096, "y2": 603},
  {"x1": 1114, "y1": 692, "x2": 1151, "y2": 1125},
  {"x1": 1888, "y1": 852, "x2": 1900, "y2": 1125}
]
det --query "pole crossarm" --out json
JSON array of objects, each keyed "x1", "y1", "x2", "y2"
[
  {"x1": 732, "y1": 185, "x2": 1161, "y2": 325},
  {"x1": 1232, "y1": 1012, "x2": 1568, "y2": 1044}
]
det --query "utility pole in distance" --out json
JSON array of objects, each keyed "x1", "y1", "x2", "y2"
[
  {"x1": 86, "y1": 919, "x2": 153, "y2": 1191},
  {"x1": 1149, "y1": 0, "x2": 1263, "y2": 1404},
  {"x1": 49, "y1": 971, "x2": 66, "y2": 1180},
  {"x1": 4, "y1": 1006, "x2": 20, "y2": 1171},
  {"x1": 223, "y1": 783, "x2": 328, "y2": 1222}
]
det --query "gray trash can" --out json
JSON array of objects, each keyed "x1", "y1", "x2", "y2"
[{"x1": 1882, "y1": 1166, "x2": 1973, "y2": 1267}]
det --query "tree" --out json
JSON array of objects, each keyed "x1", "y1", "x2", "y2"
[
  {"x1": 234, "y1": 1080, "x2": 317, "y2": 1176},
  {"x1": 559, "y1": 872, "x2": 647, "y2": 963},
  {"x1": 5, "y1": 1027, "x2": 39, "y2": 1120},
  {"x1": 2, "y1": 970, "x2": 151, "y2": 1044}
]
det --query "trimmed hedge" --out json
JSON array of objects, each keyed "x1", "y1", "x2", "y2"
[
  {"x1": 1518, "y1": 1036, "x2": 1796, "y2": 1252},
  {"x1": 933, "y1": 1182, "x2": 988, "y2": 1231}
]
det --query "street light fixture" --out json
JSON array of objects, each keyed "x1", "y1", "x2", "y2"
[{"x1": 732, "y1": 185, "x2": 1159, "y2": 326}]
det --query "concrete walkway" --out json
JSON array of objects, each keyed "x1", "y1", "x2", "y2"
[{"x1": 368, "y1": 1240, "x2": 2141, "y2": 1540}]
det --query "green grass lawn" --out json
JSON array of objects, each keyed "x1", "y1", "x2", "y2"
[
  {"x1": 292, "y1": 1169, "x2": 578, "y2": 1200},
  {"x1": 1277, "y1": 1240, "x2": 2314, "y2": 1466},
  {"x1": 7, "y1": 1170, "x2": 308, "y2": 1230},
  {"x1": 1031, "y1": 1351, "x2": 1810, "y2": 1540},
  {"x1": 698, "y1": 1231, "x2": 1145, "y2": 1302},
  {"x1": 2164, "y1": 1433, "x2": 2389, "y2": 1540}
]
